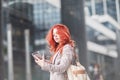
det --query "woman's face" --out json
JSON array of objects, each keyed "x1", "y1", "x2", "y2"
[{"x1": 53, "y1": 28, "x2": 61, "y2": 43}]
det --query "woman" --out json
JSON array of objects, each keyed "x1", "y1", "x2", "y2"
[
  {"x1": 33, "y1": 24, "x2": 75, "y2": 80},
  {"x1": 93, "y1": 64, "x2": 104, "y2": 80}
]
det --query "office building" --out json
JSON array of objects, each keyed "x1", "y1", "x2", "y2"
[
  {"x1": 0, "y1": 0, "x2": 120, "y2": 80},
  {"x1": 1, "y1": 0, "x2": 61, "y2": 80},
  {"x1": 84, "y1": 0, "x2": 120, "y2": 80}
]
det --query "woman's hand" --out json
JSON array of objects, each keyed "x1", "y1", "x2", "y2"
[{"x1": 33, "y1": 54, "x2": 45, "y2": 67}]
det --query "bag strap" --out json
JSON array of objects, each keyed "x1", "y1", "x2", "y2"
[{"x1": 72, "y1": 48, "x2": 91, "y2": 80}]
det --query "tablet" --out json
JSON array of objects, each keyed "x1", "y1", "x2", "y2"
[{"x1": 32, "y1": 51, "x2": 42, "y2": 60}]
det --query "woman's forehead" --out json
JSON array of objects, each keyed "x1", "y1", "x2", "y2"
[{"x1": 53, "y1": 28, "x2": 58, "y2": 34}]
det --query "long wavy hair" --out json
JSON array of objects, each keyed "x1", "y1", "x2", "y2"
[{"x1": 46, "y1": 24, "x2": 75, "y2": 54}]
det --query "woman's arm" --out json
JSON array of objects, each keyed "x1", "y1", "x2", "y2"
[{"x1": 41, "y1": 45, "x2": 74, "y2": 73}]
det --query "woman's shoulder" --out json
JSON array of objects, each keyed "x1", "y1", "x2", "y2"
[
  {"x1": 62, "y1": 44, "x2": 74, "y2": 56},
  {"x1": 63, "y1": 44, "x2": 73, "y2": 50}
]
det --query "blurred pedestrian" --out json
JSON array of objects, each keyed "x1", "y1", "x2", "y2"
[
  {"x1": 93, "y1": 64, "x2": 104, "y2": 80},
  {"x1": 32, "y1": 24, "x2": 76, "y2": 80}
]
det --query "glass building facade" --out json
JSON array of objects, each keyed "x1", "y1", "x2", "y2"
[
  {"x1": 85, "y1": 0, "x2": 120, "y2": 80},
  {"x1": 85, "y1": 0, "x2": 120, "y2": 21},
  {"x1": 2, "y1": 0, "x2": 61, "y2": 80},
  {"x1": 1, "y1": 0, "x2": 120, "y2": 80}
]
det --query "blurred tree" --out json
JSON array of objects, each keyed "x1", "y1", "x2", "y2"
[{"x1": 0, "y1": 0, "x2": 4, "y2": 80}]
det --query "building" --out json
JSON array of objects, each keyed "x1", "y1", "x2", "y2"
[
  {"x1": 0, "y1": 0, "x2": 120, "y2": 80},
  {"x1": 61, "y1": 0, "x2": 120, "y2": 80},
  {"x1": 1, "y1": 0, "x2": 61, "y2": 80},
  {"x1": 84, "y1": 0, "x2": 120, "y2": 80}
]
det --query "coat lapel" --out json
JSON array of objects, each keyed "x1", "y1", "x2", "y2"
[{"x1": 52, "y1": 51, "x2": 60, "y2": 64}]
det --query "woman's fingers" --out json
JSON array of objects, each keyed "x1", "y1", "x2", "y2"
[
  {"x1": 34, "y1": 57, "x2": 44, "y2": 66},
  {"x1": 33, "y1": 55, "x2": 38, "y2": 59},
  {"x1": 33, "y1": 54, "x2": 45, "y2": 67}
]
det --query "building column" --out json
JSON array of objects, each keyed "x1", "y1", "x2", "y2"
[
  {"x1": 116, "y1": 0, "x2": 120, "y2": 24},
  {"x1": 115, "y1": 30, "x2": 120, "y2": 80},
  {"x1": 0, "y1": 0, "x2": 4, "y2": 80},
  {"x1": 91, "y1": 0, "x2": 96, "y2": 15},
  {"x1": 103, "y1": 0, "x2": 107, "y2": 14},
  {"x1": 61, "y1": 0, "x2": 88, "y2": 69}
]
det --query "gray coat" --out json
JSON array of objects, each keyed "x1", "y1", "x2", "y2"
[{"x1": 41, "y1": 44, "x2": 74, "y2": 80}]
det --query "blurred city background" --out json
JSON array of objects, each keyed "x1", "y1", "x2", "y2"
[{"x1": 0, "y1": 0, "x2": 120, "y2": 80}]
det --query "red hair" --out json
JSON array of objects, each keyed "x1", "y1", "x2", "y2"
[{"x1": 46, "y1": 24, "x2": 75, "y2": 53}]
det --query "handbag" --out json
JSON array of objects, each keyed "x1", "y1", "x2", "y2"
[{"x1": 67, "y1": 52, "x2": 90, "y2": 80}]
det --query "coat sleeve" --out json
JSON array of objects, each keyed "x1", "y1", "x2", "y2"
[{"x1": 41, "y1": 44, "x2": 74, "y2": 73}]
